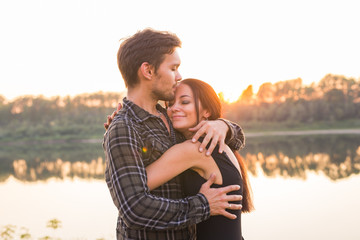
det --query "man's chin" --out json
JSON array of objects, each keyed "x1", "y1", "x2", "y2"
[{"x1": 159, "y1": 94, "x2": 175, "y2": 102}]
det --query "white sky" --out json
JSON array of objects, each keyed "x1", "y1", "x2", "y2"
[{"x1": 1, "y1": 0, "x2": 360, "y2": 102}]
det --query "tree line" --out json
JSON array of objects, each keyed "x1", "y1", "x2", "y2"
[
  {"x1": 1, "y1": 74, "x2": 360, "y2": 141},
  {"x1": 0, "y1": 91, "x2": 125, "y2": 141},
  {"x1": 222, "y1": 74, "x2": 360, "y2": 130}
]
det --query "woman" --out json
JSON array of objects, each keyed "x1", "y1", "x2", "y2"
[{"x1": 107, "y1": 78, "x2": 254, "y2": 239}]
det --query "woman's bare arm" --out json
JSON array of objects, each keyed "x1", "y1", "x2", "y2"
[{"x1": 146, "y1": 140, "x2": 208, "y2": 190}]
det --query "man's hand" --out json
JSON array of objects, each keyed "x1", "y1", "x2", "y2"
[
  {"x1": 189, "y1": 120, "x2": 229, "y2": 156},
  {"x1": 199, "y1": 174, "x2": 242, "y2": 219},
  {"x1": 104, "y1": 103, "x2": 122, "y2": 130}
]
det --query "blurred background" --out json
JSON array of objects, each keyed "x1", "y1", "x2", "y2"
[{"x1": 1, "y1": 0, "x2": 360, "y2": 239}]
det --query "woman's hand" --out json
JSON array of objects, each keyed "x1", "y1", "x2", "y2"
[{"x1": 104, "y1": 103, "x2": 122, "y2": 130}]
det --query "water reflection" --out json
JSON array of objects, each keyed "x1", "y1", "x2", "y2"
[
  {"x1": 12, "y1": 157, "x2": 105, "y2": 181},
  {"x1": 1, "y1": 134, "x2": 360, "y2": 182},
  {"x1": 242, "y1": 134, "x2": 360, "y2": 181},
  {"x1": 0, "y1": 141, "x2": 105, "y2": 182}
]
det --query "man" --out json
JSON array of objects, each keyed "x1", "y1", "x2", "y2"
[{"x1": 103, "y1": 28, "x2": 245, "y2": 239}]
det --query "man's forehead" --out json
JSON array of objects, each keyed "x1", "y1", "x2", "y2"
[{"x1": 164, "y1": 49, "x2": 181, "y2": 64}]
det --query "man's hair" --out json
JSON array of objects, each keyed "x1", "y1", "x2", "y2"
[{"x1": 117, "y1": 28, "x2": 182, "y2": 88}]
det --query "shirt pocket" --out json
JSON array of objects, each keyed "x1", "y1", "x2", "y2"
[{"x1": 141, "y1": 138, "x2": 168, "y2": 166}]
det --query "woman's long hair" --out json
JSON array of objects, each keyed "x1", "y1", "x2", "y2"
[{"x1": 180, "y1": 78, "x2": 254, "y2": 212}]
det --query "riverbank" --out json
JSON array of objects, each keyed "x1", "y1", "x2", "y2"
[
  {"x1": 246, "y1": 128, "x2": 360, "y2": 137},
  {"x1": 2, "y1": 128, "x2": 360, "y2": 146}
]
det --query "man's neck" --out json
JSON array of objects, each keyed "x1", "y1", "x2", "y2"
[{"x1": 127, "y1": 87, "x2": 158, "y2": 115}]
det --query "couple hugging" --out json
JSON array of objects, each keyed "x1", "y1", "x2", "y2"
[{"x1": 103, "y1": 28, "x2": 254, "y2": 240}]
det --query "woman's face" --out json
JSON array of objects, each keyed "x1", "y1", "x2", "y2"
[{"x1": 167, "y1": 83, "x2": 209, "y2": 139}]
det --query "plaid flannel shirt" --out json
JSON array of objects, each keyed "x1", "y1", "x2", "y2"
[{"x1": 103, "y1": 98, "x2": 245, "y2": 240}]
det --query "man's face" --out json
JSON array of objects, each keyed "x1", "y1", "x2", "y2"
[{"x1": 151, "y1": 49, "x2": 182, "y2": 101}]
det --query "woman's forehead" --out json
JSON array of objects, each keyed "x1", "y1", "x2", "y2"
[{"x1": 175, "y1": 83, "x2": 193, "y2": 97}]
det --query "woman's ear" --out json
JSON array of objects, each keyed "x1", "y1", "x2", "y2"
[
  {"x1": 201, "y1": 110, "x2": 211, "y2": 120},
  {"x1": 139, "y1": 62, "x2": 154, "y2": 80}
]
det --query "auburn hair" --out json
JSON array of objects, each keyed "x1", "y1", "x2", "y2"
[{"x1": 180, "y1": 78, "x2": 254, "y2": 213}]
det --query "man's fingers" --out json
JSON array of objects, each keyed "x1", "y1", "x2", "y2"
[
  {"x1": 190, "y1": 120, "x2": 227, "y2": 155},
  {"x1": 189, "y1": 120, "x2": 206, "y2": 132},
  {"x1": 192, "y1": 126, "x2": 207, "y2": 144},
  {"x1": 206, "y1": 135, "x2": 219, "y2": 156},
  {"x1": 190, "y1": 120, "x2": 208, "y2": 143},
  {"x1": 228, "y1": 203, "x2": 242, "y2": 210},
  {"x1": 218, "y1": 139, "x2": 225, "y2": 153},
  {"x1": 202, "y1": 173, "x2": 216, "y2": 188},
  {"x1": 198, "y1": 131, "x2": 212, "y2": 153},
  {"x1": 220, "y1": 210, "x2": 237, "y2": 220},
  {"x1": 191, "y1": 122, "x2": 207, "y2": 143},
  {"x1": 220, "y1": 203, "x2": 242, "y2": 219},
  {"x1": 226, "y1": 194, "x2": 243, "y2": 202},
  {"x1": 220, "y1": 184, "x2": 241, "y2": 194}
]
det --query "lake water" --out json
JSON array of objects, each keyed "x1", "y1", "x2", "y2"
[{"x1": 1, "y1": 134, "x2": 360, "y2": 240}]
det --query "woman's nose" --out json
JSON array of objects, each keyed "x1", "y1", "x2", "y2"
[{"x1": 170, "y1": 103, "x2": 180, "y2": 112}]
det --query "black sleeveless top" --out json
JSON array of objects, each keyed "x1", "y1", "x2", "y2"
[{"x1": 180, "y1": 145, "x2": 243, "y2": 240}]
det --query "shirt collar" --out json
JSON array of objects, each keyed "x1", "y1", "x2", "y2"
[{"x1": 122, "y1": 97, "x2": 167, "y2": 123}]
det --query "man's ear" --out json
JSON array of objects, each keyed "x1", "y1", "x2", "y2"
[{"x1": 139, "y1": 62, "x2": 154, "y2": 80}]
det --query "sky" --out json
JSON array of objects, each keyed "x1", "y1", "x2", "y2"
[{"x1": 1, "y1": 0, "x2": 360, "y2": 102}]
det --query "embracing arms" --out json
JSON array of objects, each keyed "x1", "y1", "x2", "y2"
[
  {"x1": 146, "y1": 140, "x2": 210, "y2": 190},
  {"x1": 146, "y1": 140, "x2": 242, "y2": 219},
  {"x1": 104, "y1": 103, "x2": 244, "y2": 222},
  {"x1": 189, "y1": 118, "x2": 245, "y2": 155},
  {"x1": 104, "y1": 103, "x2": 245, "y2": 155},
  {"x1": 104, "y1": 121, "x2": 210, "y2": 230}
]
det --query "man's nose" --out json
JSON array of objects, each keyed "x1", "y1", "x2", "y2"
[{"x1": 176, "y1": 71, "x2": 182, "y2": 82}]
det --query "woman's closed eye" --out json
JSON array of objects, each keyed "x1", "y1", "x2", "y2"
[{"x1": 181, "y1": 100, "x2": 190, "y2": 105}]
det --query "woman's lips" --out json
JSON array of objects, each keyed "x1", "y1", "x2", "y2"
[{"x1": 171, "y1": 115, "x2": 185, "y2": 120}]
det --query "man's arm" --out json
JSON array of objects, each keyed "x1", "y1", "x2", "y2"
[
  {"x1": 103, "y1": 104, "x2": 245, "y2": 154},
  {"x1": 104, "y1": 121, "x2": 210, "y2": 230},
  {"x1": 219, "y1": 118, "x2": 246, "y2": 150}
]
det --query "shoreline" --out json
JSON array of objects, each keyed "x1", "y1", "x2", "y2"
[
  {"x1": 0, "y1": 138, "x2": 103, "y2": 146},
  {"x1": 246, "y1": 128, "x2": 360, "y2": 137},
  {"x1": 2, "y1": 128, "x2": 360, "y2": 145}
]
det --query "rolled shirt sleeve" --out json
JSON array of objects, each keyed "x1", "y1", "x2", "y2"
[{"x1": 219, "y1": 118, "x2": 246, "y2": 151}]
